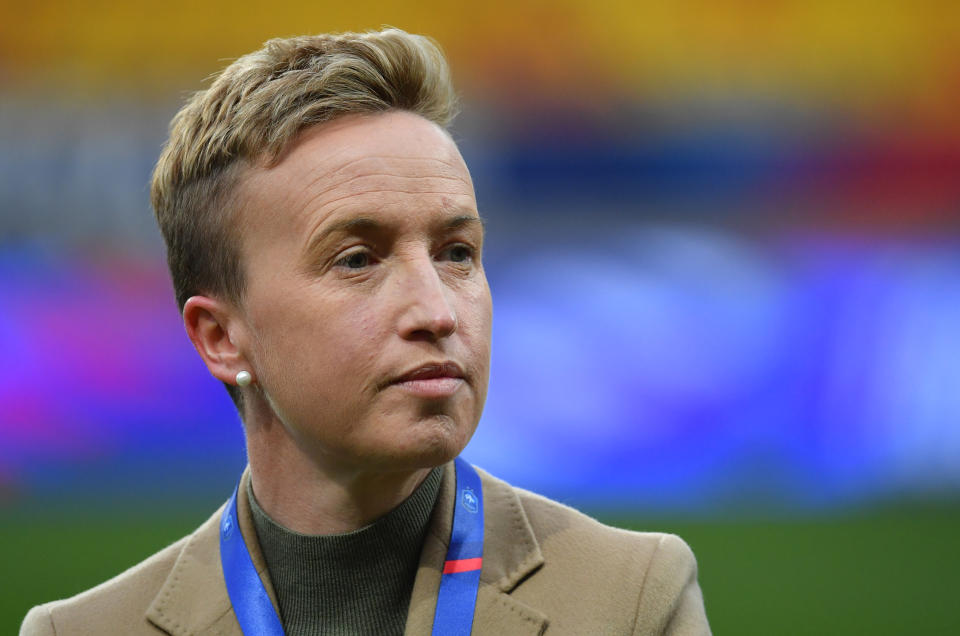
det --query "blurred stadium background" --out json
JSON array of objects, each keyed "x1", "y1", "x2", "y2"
[{"x1": 2, "y1": 1, "x2": 959, "y2": 633}]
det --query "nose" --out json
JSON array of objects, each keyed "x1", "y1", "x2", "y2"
[{"x1": 395, "y1": 257, "x2": 458, "y2": 342}]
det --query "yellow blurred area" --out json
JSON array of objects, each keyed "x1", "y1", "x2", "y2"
[
  {"x1": 2, "y1": 0, "x2": 959, "y2": 136},
  {"x1": 3, "y1": 0, "x2": 958, "y2": 98}
]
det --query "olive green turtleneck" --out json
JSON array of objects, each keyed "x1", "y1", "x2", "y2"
[{"x1": 246, "y1": 467, "x2": 443, "y2": 636}]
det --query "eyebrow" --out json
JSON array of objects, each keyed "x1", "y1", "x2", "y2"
[
  {"x1": 305, "y1": 213, "x2": 485, "y2": 258},
  {"x1": 442, "y1": 215, "x2": 486, "y2": 233}
]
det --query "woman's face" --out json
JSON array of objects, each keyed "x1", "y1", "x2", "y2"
[{"x1": 230, "y1": 111, "x2": 492, "y2": 474}]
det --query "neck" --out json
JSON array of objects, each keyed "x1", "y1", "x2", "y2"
[{"x1": 244, "y1": 413, "x2": 432, "y2": 535}]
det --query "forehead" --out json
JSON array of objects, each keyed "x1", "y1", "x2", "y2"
[{"x1": 237, "y1": 111, "x2": 476, "y2": 229}]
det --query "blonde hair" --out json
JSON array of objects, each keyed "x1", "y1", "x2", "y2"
[{"x1": 150, "y1": 28, "x2": 458, "y2": 408}]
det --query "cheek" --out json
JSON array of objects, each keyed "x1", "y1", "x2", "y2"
[
  {"x1": 253, "y1": 300, "x2": 387, "y2": 422},
  {"x1": 457, "y1": 280, "x2": 493, "y2": 369},
  {"x1": 295, "y1": 294, "x2": 385, "y2": 385},
  {"x1": 321, "y1": 315, "x2": 381, "y2": 383},
  {"x1": 460, "y1": 278, "x2": 493, "y2": 336}
]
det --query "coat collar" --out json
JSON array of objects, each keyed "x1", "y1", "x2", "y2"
[{"x1": 145, "y1": 461, "x2": 546, "y2": 635}]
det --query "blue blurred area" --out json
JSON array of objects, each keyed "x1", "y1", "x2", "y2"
[{"x1": 474, "y1": 227, "x2": 960, "y2": 509}]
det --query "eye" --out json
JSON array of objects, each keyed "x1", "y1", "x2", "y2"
[
  {"x1": 334, "y1": 249, "x2": 373, "y2": 269},
  {"x1": 442, "y1": 244, "x2": 474, "y2": 263}
]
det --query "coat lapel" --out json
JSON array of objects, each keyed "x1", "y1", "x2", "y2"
[
  {"x1": 146, "y1": 469, "x2": 279, "y2": 636},
  {"x1": 405, "y1": 462, "x2": 548, "y2": 636}
]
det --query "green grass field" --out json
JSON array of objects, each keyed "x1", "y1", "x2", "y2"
[{"x1": 4, "y1": 503, "x2": 959, "y2": 634}]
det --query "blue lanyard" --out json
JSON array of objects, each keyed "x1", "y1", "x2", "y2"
[
  {"x1": 431, "y1": 456, "x2": 484, "y2": 635},
  {"x1": 219, "y1": 457, "x2": 484, "y2": 635}
]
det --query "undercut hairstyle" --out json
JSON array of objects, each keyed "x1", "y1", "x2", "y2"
[{"x1": 150, "y1": 28, "x2": 459, "y2": 412}]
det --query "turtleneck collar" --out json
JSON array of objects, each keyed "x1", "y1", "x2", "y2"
[{"x1": 246, "y1": 467, "x2": 443, "y2": 636}]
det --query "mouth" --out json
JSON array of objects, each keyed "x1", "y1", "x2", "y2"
[{"x1": 387, "y1": 361, "x2": 466, "y2": 398}]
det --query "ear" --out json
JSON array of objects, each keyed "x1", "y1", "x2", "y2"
[{"x1": 183, "y1": 295, "x2": 251, "y2": 386}]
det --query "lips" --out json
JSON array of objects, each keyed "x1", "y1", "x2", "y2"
[
  {"x1": 388, "y1": 361, "x2": 466, "y2": 398},
  {"x1": 395, "y1": 361, "x2": 465, "y2": 383}
]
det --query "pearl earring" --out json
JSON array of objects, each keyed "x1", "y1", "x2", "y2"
[{"x1": 236, "y1": 370, "x2": 252, "y2": 387}]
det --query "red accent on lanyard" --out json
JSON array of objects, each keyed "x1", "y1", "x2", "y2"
[{"x1": 443, "y1": 557, "x2": 483, "y2": 574}]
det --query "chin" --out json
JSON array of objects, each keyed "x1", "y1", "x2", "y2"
[{"x1": 380, "y1": 413, "x2": 475, "y2": 471}]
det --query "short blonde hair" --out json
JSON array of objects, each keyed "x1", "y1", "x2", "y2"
[{"x1": 150, "y1": 28, "x2": 458, "y2": 408}]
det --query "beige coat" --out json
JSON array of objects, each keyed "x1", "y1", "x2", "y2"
[{"x1": 21, "y1": 463, "x2": 710, "y2": 635}]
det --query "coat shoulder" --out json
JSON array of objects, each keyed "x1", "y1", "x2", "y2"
[
  {"x1": 19, "y1": 531, "x2": 191, "y2": 636},
  {"x1": 511, "y1": 481, "x2": 691, "y2": 570},
  {"x1": 504, "y1": 481, "x2": 710, "y2": 635}
]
